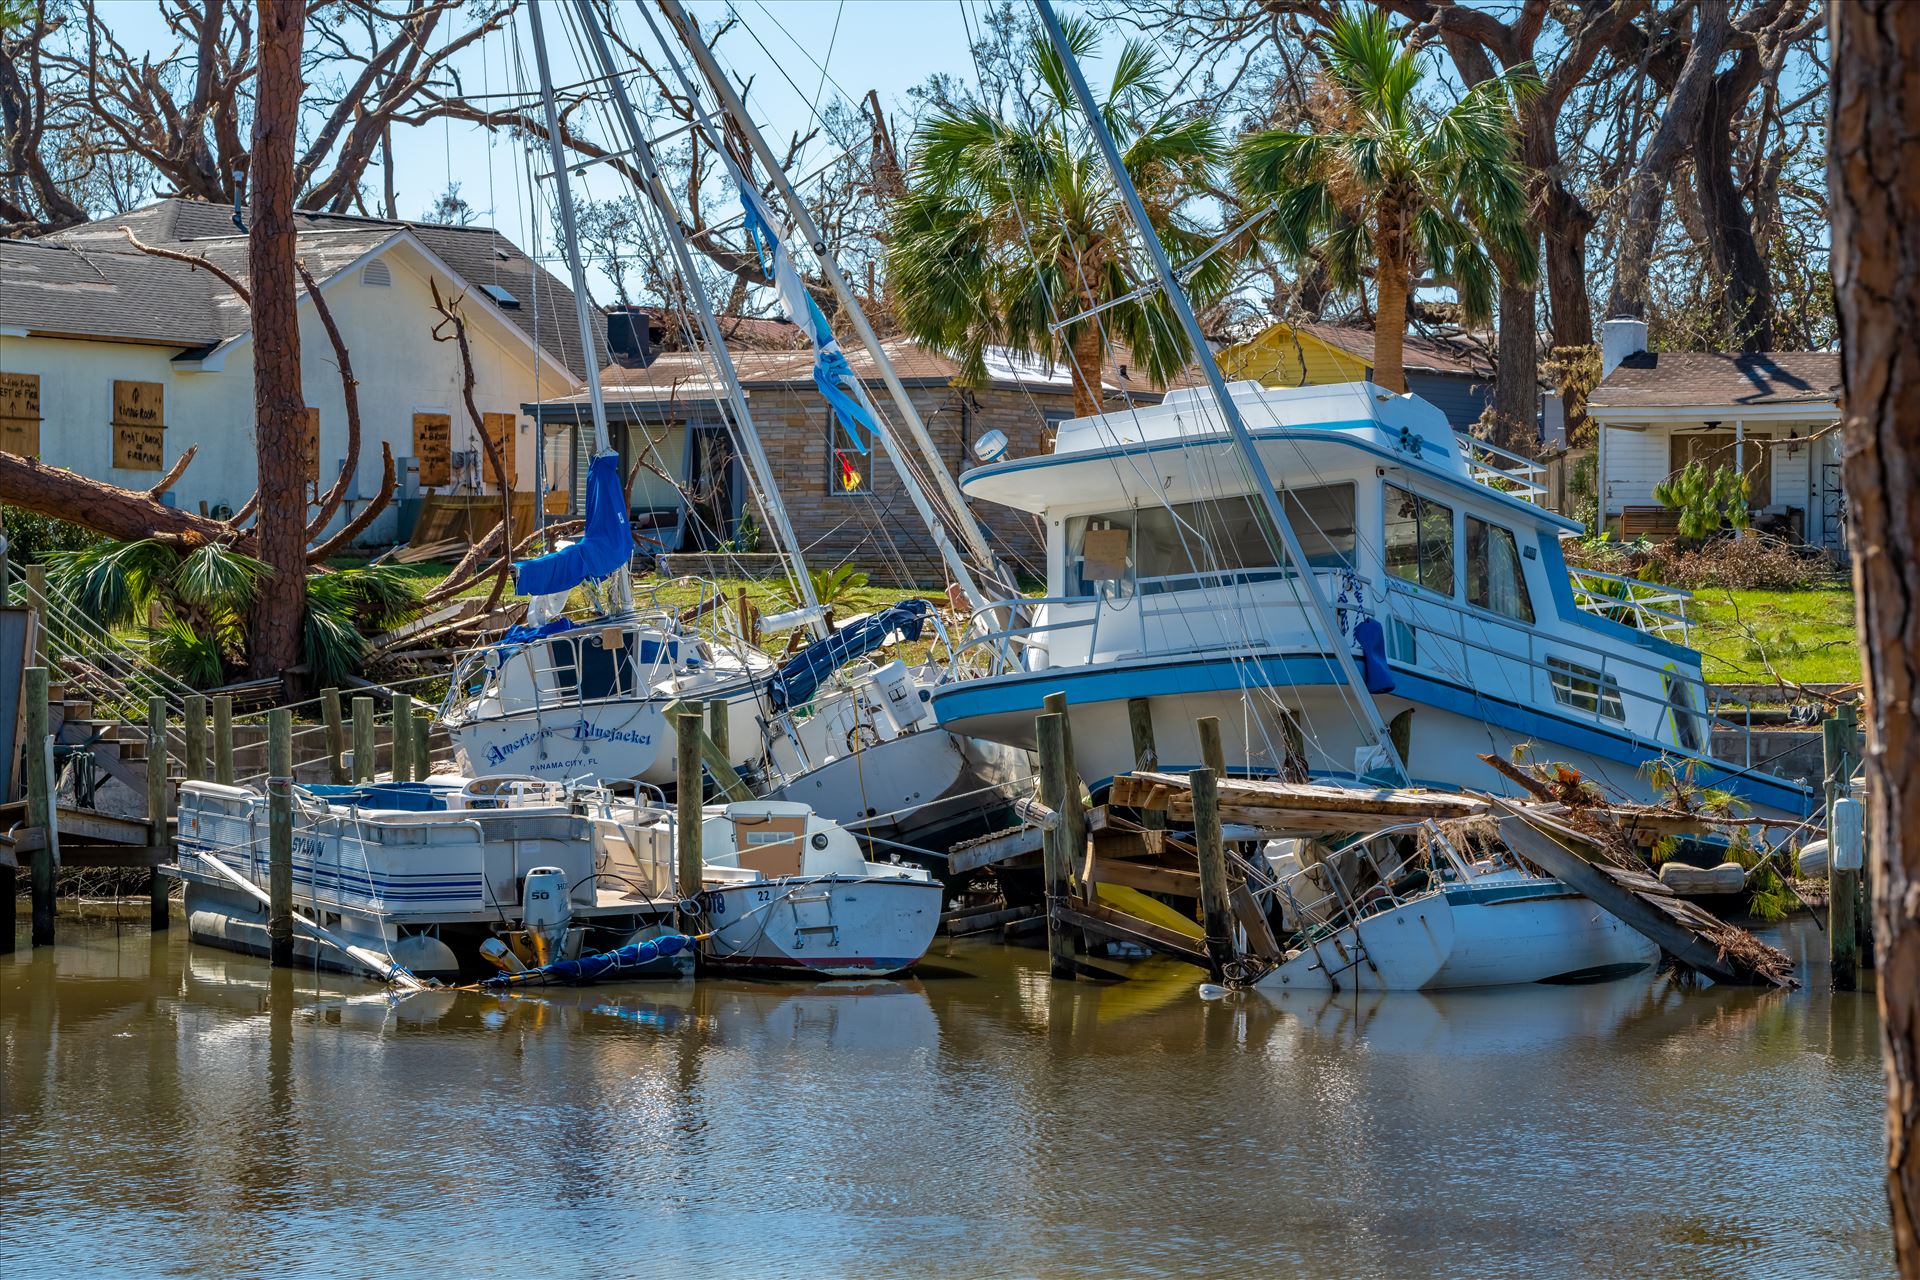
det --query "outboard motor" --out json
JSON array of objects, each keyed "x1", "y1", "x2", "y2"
[{"x1": 521, "y1": 866, "x2": 573, "y2": 966}]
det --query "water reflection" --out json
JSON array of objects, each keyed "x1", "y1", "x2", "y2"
[{"x1": 0, "y1": 913, "x2": 1895, "y2": 1279}]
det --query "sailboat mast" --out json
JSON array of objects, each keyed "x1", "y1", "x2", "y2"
[
  {"x1": 564, "y1": 0, "x2": 825, "y2": 629},
  {"x1": 527, "y1": 0, "x2": 613, "y2": 460},
  {"x1": 1030, "y1": 0, "x2": 1406, "y2": 782},
  {"x1": 653, "y1": 0, "x2": 1008, "y2": 604}
]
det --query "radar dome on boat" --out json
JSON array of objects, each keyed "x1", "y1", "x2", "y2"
[{"x1": 972, "y1": 428, "x2": 1008, "y2": 463}]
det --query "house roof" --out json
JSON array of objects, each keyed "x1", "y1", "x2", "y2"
[
  {"x1": 1277, "y1": 320, "x2": 1495, "y2": 379},
  {"x1": 1588, "y1": 350, "x2": 1841, "y2": 413},
  {"x1": 546, "y1": 337, "x2": 1200, "y2": 408},
  {"x1": 24, "y1": 198, "x2": 599, "y2": 377}
]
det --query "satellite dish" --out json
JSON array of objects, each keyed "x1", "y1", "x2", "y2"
[{"x1": 972, "y1": 428, "x2": 1008, "y2": 464}]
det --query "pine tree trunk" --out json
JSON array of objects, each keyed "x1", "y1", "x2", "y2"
[
  {"x1": 246, "y1": 0, "x2": 308, "y2": 678},
  {"x1": 1490, "y1": 272, "x2": 1538, "y2": 451},
  {"x1": 1831, "y1": 5, "x2": 1920, "y2": 1274},
  {"x1": 1068, "y1": 320, "x2": 1104, "y2": 422},
  {"x1": 1372, "y1": 210, "x2": 1409, "y2": 395}
]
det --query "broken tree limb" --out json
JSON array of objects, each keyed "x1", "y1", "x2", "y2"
[
  {"x1": 120, "y1": 227, "x2": 252, "y2": 302},
  {"x1": 430, "y1": 282, "x2": 514, "y2": 612},
  {"x1": 0, "y1": 454, "x2": 233, "y2": 547},
  {"x1": 298, "y1": 260, "x2": 362, "y2": 537},
  {"x1": 304, "y1": 444, "x2": 395, "y2": 563},
  {"x1": 146, "y1": 445, "x2": 198, "y2": 499}
]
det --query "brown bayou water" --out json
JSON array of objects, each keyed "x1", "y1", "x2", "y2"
[{"x1": 0, "y1": 910, "x2": 1892, "y2": 1280}]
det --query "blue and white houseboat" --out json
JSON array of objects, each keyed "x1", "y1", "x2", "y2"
[{"x1": 933, "y1": 381, "x2": 1811, "y2": 819}]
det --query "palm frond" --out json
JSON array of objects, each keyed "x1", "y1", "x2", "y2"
[
  {"x1": 150, "y1": 614, "x2": 226, "y2": 689},
  {"x1": 42, "y1": 538, "x2": 178, "y2": 629},
  {"x1": 172, "y1": 543, "x2": 268, "y2": 613}
]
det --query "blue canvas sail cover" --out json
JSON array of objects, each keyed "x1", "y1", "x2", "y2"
[
  {"x1": 514, "y1": 452, "x2": 632, "y2": 598},
  {"x1": 768, "y1": 598, "x2": 931, "y2": 712}
]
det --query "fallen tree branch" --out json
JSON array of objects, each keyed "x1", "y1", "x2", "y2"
[
  {"x1": 0, "y1": 453, "x2": 233, "y2": 548},
  {"x1": 298, "y1": 260, "x2": 363, "y2": 538},
  {"x1": 430, "y1": 280, "x2": 515, "y2": 613},
  {"x1": 147, "y1": 445, "x2": 198, "y2": 499},
  {"x1": 305, "y1": 444, "x2": 395, "y2": 563},
  {"x1": 119, "y1": 227, "x2": 251, "y2": 303}
]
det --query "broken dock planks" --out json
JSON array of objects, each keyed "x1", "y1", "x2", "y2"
[
  {"x1": 1112, "y1": 771, "x2": 1489, "y2": 832},
  {"x1": 1494, "y1": 806, "x2": 1795, "y2": 988}
]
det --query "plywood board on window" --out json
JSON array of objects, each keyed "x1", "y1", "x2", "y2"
[
  {"x1": 413, "y1": 412, "x2": 452, "y2": 487},
  {"x1": 482, "y1": 412, "x2": 517, "y2": 488},
  {"x1": 111, "y1": 379, "x2": 166, "y2": 471},
  {"x1": 0, "y1": 373, "x2": 39, "y2": 458}
]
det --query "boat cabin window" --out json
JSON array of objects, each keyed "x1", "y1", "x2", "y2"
[
  {"x1": 1384, "y1": 485, "x2": 1454, "y2": 595},
  {"x1": 1548, "y1": 656, "x2": 1625, "y2": 721},
  {"x1": 548, "y1": 633, "x2": 639, "y2": 701},
  {"x1": 1664, "y1": 672, "x2": 1705, "y2": 752},
  {"x1": 1064, "y1": 483, "x2": 1355, "y2": 597},
  {"x1": 1465, "y1": 517, "x2": 1534, "y2": 623}
]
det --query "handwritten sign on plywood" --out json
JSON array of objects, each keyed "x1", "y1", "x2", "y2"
[
  {"x1": 482, "y1": 412, "x2": 517, "y2": 488},
  {"x1": 413, "y1": 412, "x2": 451, "y2": 487},
  {"x1": 111, "y1": 379, "x2": 165, "y2": 471},
  {"x1": 0, "y1": 372, "x2": 40, "y2": 457},
  {"x1": 300, "y1": 407, "x2": 321, "y2": 483}
]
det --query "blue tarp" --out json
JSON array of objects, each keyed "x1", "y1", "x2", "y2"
[
  {"x1": 1352, "y1": 617, "x2": 1396, "y2": 694},
  {"x1": 514, "y1": 452, "x2": 632, "y2": 597},
  {"x1": 497, "y1": 616, "x2": 576, "y2": 650},
  {"x1": 767, "y1": 598, "x2": 930, "y2": 711},
  {"x1": 481, "y1": 933, "x2": 694, "y2": 988}
]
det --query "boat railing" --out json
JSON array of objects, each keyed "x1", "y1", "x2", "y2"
[
  {"x1": 1567, "y1": 568, "x2": 1693, "y2": 643},
  {"x1": 1459, "y1": 435, "x2": 1549, "y2": 504},
  {"x1": 1267, "y1": 822, "x2": 1441, "y2": 945}
]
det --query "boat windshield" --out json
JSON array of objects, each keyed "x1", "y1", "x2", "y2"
[{"x1": 1064, "y1": 482, "x2": 1356, "y2": 597}]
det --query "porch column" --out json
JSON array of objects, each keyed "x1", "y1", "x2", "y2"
[{"x1": 1735, "y1": 419, "x2": 1747, "y2": 539}]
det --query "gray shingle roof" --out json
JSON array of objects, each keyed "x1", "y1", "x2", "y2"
[
  {"x1": 0, "y1": 238, "x2": 224, "y2": 346},
  {"x1": 1589, "y1": 350, "x2": 1840, "y2": 411},
  {"x1": 30, "y1": 199, "x2": 599, "y2": 376}
]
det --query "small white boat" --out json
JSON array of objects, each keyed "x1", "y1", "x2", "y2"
[
  {"x1": 172, "y1": 775, "x2": 687, "y2": 982},
  {"x1": 692, "y1": 800, "x2": 944, "y2": 977},
  {"x1": 1257, "y1": 821, "x2": 1656, "y2": 994}
]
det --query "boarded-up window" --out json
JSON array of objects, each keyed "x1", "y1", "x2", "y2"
[
  {"x1": 0, "y1": 372, "x2": 40, "y2": 457},
  {"x1": 111, "y1": 380, "x2": 165, "y2": 471},
  {"x1": 482, "y1": 412, "x2": 517, "y2": 488},
  {"x1": 413, "y1": 412, "x2": 451, "y2": 487},
  {"x1": 1669, "y1": 430, "x2": 1770, "y2": 506},
  {"x1": 300, "y1": 407, "x2": 321, "y2": 484}
]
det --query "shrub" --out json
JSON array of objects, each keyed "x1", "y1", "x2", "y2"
[{"x1": 1562, "y1": 531, "x2": 1836, "y2": 592}]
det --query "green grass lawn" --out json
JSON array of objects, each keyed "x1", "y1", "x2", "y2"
[{"x1": 1688, "y1": 587, "x2": 1860, "y2": 687}]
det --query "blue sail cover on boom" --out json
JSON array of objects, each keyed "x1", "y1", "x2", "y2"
[
  {"x1": 768, "y1": 598, "x2": 931, "y2": 711},
  {"x1": 514, "y1": 451, "x2": 632, "y2": 597}
]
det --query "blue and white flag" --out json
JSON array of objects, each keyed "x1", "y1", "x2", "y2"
[{"x1": 739, "y1": 185, "x2": 878, "y2": 456}]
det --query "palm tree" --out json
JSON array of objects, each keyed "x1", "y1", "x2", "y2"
[
  {"x1": 1232, "y1": 7, "x2": 1538, "y2": 395},
  {"x1": 41, "y1": 540, "x2": 421, "y2": 688},
  {"x1": 888, "y1": 15, "x2": 1229, "y2": 421}
]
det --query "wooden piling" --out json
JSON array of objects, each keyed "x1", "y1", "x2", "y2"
[
  {"x1": 707, "y1": 696, "x2": 730, "y2": 762},
  {"x1": 267, "y1": 708, "x2": 293, "y2": 967},
  {"x1": 391, "y1": 692, "x2": 414, "y2": 783},
  {"x1": 183, "y1": 693, "x2": 208, "y2": 782},
  {"x1": 147, "y1": 696, "x2": 171, "y2": 932},
  {"x1": 212, "y1": 694, "x2": 235, "y2": 786},
  {"x1": 1042, "y1": 691, "x2": 1088, "y2": 878},
  {"x1": 1197, "y1": 714, "x2": 1226, "y2": 779},
  {"x1": 321, "y1": 687, "x2": 347, "y2": 785},
  {"x1": 1189, "y1": 765, "x2": 1234, "y2": 983},
  {"x1": 351, "y1": 695, "x2": 375, "y2": 782},
  {"x1": 413, "y1": 711, "x2": 433, "y2": 779},
  {"x1": 25, "y1": 665, "x2": 51, "y2": 947},
  {"x1": 1127, "y1": 697, "x2": 1164, "y2": 834},
  {"x1": 675, "y1": 707, "x2": 705, "y2": 932},
  {"x1": 1036, "y1": 710, "x2": 1077, "y2": 980},
  {"x1": 1827, "y1": 707, "x2": 1859, "y2": 991}
]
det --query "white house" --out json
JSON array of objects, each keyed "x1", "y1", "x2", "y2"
[
  {"x1": 1587, "y1": 317, "x2": 1843, "y2": 553},
  {"x1": 0, "y1": 199, "x2": 598, "y2": 546}
]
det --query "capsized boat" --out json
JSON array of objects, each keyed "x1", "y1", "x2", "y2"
[
  {"x1": 689, "y1": 799, "x2": 944, "y2": 977},
  {"x1": 171, "y1": 775, "x2": 689, "y2": 982},
  {"x1": 1255, "y1": 820, "x2": 1656, "y2": 993}
]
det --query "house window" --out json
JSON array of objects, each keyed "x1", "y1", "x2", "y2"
[
  {"x1": 1384, "y1": 484, "x2": 1454, "y2": 595},
  {"x1": 1043, "y1": 409, "x2": 1072, "y2": 452},
  {"x1": 827, "y1": 413, "x2": 872, "y2": 496},
  {"x1": 1465, "y1": 517, "x2": 1534, "y2": 622},
  {"x1": 1548, "y1": 657, "x2": 1625, "y2": 721}
]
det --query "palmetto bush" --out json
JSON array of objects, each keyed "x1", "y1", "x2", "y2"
[{"x1": 42, "y1": 539, "x2": 422, "y2": 688}]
